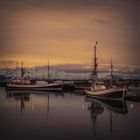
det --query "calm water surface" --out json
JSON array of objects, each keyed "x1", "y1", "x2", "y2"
[{"x1": 0, "y1": 87, "x2": 140, "y2": 140}]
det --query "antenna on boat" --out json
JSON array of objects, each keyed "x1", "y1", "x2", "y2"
[{"x1": 48, "y1": 58, "x2": 50, "y2": 83}]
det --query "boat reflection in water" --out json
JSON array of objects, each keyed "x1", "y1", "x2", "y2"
[
  {"x1": 85, "y1": 96, "x2": 128, "y2": 136},
  {"x1": 6, "y1": 90, "x2": 64, "y2": 115},
  {"x1": 6, "y1": 91, "x2": 30, "y2": 114},
  {"x1": 1, "y1": 87, "x2": 140, "y2": 140}
]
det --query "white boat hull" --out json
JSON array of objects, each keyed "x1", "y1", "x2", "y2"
[
  {"x1": 85, "y1": 87, "x2": 126, "y2": 101},
  {"x1": 6, "y1": 83, "x2": 63, "y2": 91}
]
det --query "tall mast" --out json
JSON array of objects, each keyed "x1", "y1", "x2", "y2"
[
  {"x1": 48, "y1": 59, "x2": 50, "y2": 83},
  {"x1": 91, "y1": 41, "x2": 98, "y2": 81},
  {"x1": 94, "y1": 41, "x2": 98, "y2": 75},
  {"x1": 16, "y1": 61, "x2": 18, "y2": 80},
  {"x1": 21, "y1": 61, "x2": 24, "y2": 78},
  {"x1": 111, "y1": 59, "x2": 113, "y2": 79},
  {"x1": 110, "y1": 59, "x2": 113, "y2": 86}
]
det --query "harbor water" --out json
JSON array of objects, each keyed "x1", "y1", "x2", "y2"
[{"x1": 0, "y1": 87, "x2": 140, "y2": 140}]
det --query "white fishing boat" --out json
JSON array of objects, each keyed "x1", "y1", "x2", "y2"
[
  {"x1": 6, "y1": 61, "x2": 64, "y2": 91},
  {"x1": 85, "y1": 42, "x2": 126, "y2": 101},
  {"x1": 85, "y1": 82, "x2": 126, "y2": 101},
  {"x1": 6, "y1": 80, "x2": 63, "y2": 91}
]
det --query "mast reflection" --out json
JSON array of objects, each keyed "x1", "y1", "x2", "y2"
[
  {"x1": 6, "y1": 91, "x2": 30, "y2": 115},
  {"x1": 85, "y1": 96, "x2": 128, "y2": 135},
  {"x1": 6, "y1": 90, "x2": 64, "y2": 116}
]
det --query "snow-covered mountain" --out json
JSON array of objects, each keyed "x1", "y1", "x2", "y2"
[{"x1": 0, "y1": 64, "x2": 140, "y2": 80}]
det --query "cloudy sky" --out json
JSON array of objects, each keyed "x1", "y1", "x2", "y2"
[{"x1": 0, "y1": 0, "x2": 140, "y2": 68}]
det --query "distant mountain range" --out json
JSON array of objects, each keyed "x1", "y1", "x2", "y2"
[{"x1": 0, "y1": 64, "x2": 140, "y2": 81}]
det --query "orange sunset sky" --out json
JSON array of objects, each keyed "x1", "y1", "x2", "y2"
[{"x1": 0, "y1": 0, "x2": 140, "y2": 68}]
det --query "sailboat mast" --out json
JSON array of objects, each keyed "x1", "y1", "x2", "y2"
[
  {"x1": 21, "y1": 61, "x2": 24, "y2": 78},
  {"x1": 16, "y1": 61, "x2": 18, "y2": 80},
  {"x1": 111, "y1": 59, "x2": 113, "y2": 78},
  {"x1": 94, "y1": 42, "x2": 98, "y2": 74},
  {"x1": 48, "y1": 59, "x2": 50, "y2": 83},
  {"x1": 110, "y1": 59, "x2": 113, "y2": 86},
  {"x1": 91, "y1": 41, "x2": 98, "y2": 81}
]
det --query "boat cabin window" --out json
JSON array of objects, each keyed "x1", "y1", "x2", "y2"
[{"x1": 95, "y1": 82, "x2": 104, "y2": 86}]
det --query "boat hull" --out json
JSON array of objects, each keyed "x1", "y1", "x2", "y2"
[
  {"x1": 85, "y1": 88, "x2": 126, "y2": 101},
  {"x1": 6, "y1": 83, "x2": 63, "y2": 91}
]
